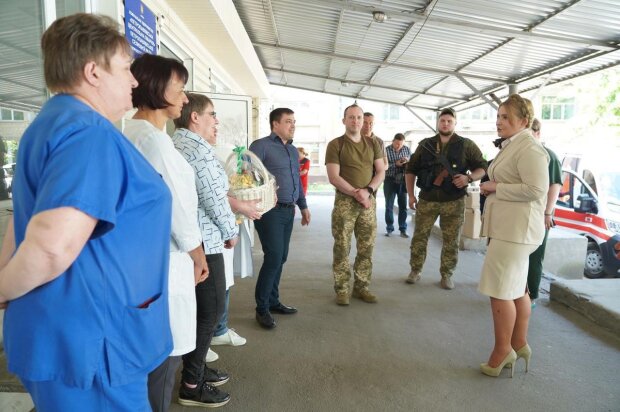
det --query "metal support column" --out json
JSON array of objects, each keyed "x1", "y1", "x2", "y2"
[{"x1": 508, "y1": 83, "x2": 518, "y2": 95}]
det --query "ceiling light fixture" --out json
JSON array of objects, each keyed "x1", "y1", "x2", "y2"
[{"x1": 372, "y1": 11, "x2": 386, "y2": 23}]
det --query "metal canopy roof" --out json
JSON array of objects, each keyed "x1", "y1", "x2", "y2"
[
  {"x1": 232, "y1": 0, "x2": 620, "y2": 112},
  {"x1": 0, "y1": 3, "x2": 47, "y2": 112}
]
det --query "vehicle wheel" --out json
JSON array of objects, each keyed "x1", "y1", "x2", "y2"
[{"x1": 584, "y1": 242, "x2": 606, "y2": 279}]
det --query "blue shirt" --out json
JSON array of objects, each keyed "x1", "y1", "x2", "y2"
[
  {"x1": 172, "y1": 128, "x2": 238, "y2": 254},
  {"x1": 5, "y1": 94, "x2": 173, "y2": 388},
  {"x1": 249, "y1": 132, "x2": 307, "y2": 209}
]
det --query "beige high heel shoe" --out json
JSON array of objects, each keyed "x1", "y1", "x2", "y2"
[
  {"x1": 480, "y1": 349, "x2": 517, "y2": 378},
  {"x1": 515, "y1": 344, "x2": 532, "y2": 372}
]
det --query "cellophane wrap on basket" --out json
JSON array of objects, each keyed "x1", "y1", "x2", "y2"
[{"x1": 225, "y1": 146, "x2": 277, "y2": 223}]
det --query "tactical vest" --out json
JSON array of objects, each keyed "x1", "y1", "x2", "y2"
[{"x1": 415, "y1": 135, "x2": 468, "y2": 195}]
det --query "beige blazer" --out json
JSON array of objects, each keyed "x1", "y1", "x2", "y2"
[{"x1": 481, "y1": 129, "x2": 549, "y2": 245}]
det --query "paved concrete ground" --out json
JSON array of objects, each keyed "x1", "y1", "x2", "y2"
[
  {"x1": 166, "y1": 195, "x2": 619, "y2": 412},
  {"x1": 2, "y1": 194, "x2": 619, "y2": 411}
]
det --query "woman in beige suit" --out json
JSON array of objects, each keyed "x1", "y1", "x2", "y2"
[{"x1": 478, "y1": 94, "x2": 549, "y2": 377}]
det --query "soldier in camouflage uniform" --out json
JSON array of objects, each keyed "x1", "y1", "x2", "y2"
[
  {"x1": 405, "y1": 108, "x2": 487, "y2": 290},
  {"x1": 325, "y1": 104, "x2": 385, "y2": 305}
]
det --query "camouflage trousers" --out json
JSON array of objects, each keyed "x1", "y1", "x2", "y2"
[
  {"x1": 332, "y1": 192, "x2": 377, "y2": 293},
  {"x1": 410, "y1": 197, "x2": 464, "y2": 278}
]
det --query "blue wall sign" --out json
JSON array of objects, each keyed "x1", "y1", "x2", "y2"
[{"x1": 124, "y1": 0, "x2": 158, "y2": 56}]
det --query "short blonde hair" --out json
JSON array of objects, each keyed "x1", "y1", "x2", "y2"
[
  {"x1": 499, "y1": 94, "x2": 534, "y2": 128},
  {"x1": 41, "y1": 13, "x2": 131, "y2": 93}
]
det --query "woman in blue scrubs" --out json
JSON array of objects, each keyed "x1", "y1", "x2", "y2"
[{"x1": 0, "y1": 14, "x2": 173, "y2": 411}]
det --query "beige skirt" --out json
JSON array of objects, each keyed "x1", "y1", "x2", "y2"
[{"x1": 478, "y1": 238, "x2": 539, "y2": 300}]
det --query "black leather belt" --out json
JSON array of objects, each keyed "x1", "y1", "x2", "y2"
[{"x1": 276, "y1": 202, "x2": 295, "y2": 208}]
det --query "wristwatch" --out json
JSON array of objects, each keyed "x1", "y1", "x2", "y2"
[
  {"x1": 365, "y1": 186, "x2": 374, "y2": 195},
  {"x1": 467, "y1": 174, "x2": 473, "y2": 183}
]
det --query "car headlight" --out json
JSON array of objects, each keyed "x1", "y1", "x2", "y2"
[{"x1": 606, "y1": 219, "x2": 620, "y2": 235}]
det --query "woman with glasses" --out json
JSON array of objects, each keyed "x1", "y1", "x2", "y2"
[{"x1": 173, "y1": 93, "x2": 239, "y2": 408}]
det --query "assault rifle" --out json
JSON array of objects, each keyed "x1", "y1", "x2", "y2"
[{"x1": 420, "y1": 142, "x2": 457, "y2": 187}]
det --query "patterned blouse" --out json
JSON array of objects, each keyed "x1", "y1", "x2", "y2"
[{"x1": 172, "y1": 128, "x2": 238, "y2": 254}]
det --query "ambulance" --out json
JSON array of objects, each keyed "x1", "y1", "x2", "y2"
[{"x1": 553, "y1": 153, "x2": 620, "y2": 278}]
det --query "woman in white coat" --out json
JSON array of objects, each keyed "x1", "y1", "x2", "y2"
[
  {"x1": 478, "y1": 94, "x2": 549, "y2": 377},
  {"x1": 123, "y1": 54, "x2": 208, "y2": 411}
]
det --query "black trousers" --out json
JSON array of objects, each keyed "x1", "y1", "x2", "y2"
[{"x1": 181, "y1": 253, "x2": 226, "y2": 385}]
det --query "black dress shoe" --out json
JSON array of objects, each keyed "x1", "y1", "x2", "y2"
[
  {"x1": 269, "y1": 303, "x2": 298, "y2": 314},
  {"x1": 255, "y1": 311, "x2": 276, "y2": 329}
]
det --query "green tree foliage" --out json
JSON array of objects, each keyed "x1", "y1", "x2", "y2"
[{"x1": 594, "y1": 68, "x2": 620, "y2": 126}]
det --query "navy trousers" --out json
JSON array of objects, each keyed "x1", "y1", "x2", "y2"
[{"x1": 254, "y1": 204, "x2": 295, "y2": 314}]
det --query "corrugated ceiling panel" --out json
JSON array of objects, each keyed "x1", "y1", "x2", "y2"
[
  {"x1": 0, "y1": 4, "x2": 46, "y2": 111},
  {"x1": 373, "y1": 67, "x2": 449, "y2": 93},
  {"x1": 344, "y1": 61, "x2": 384, "y2": 83},
  {"x1": 324, "y1": 78, "x2": 355, "y2": 95},
  {"x1": 265, "y1": 71, "x2": 287, "y2": 85},
  {"x1": 352, "y1": 0, "x2": 430, "y2": 12},
  {"x1": 427, "y1": 76, "x2": 500, "y2": 98},
  {"x1": 433, "y1": 0, "x2": 561, "y2": 30},
  {"x1": 328, "y1": 59, "x2": 377, "y2": 81},
  {"x1": 268, "y1": 71, "x2": 327, "y2": 91},
  {"x1": 358, "y1": 87, "x2": 419, "y2": 106},
  {"x1": 335, "y1": 10, "x2": 412, "y2": 61},
  {"x1": 535, "y1": 0, "x2": 620, "y2": 42},
  {"x1": 324, "y1": 82, "x2": 366, "y2": 98},
  {"x1": 393, "y1": 25, "x2": 505, "y2": 72},
  {"x1": 269, "y1": 1, "x2": 342, "y2": 52},
  {"x1": 407, "y1": 94, "x2": 460, "y2": 108},
  {"x1": 255, "y1": 47, "x2": 285, "y2": 69},
  {"x1": 467, "y1": 38, "x2": 585, "y2": 79},
  {"x1": 278, "y1": 50, "x2": 332, "y2": 74},
  {"x1": 233, "y1": 0, "x2": 620, "y2": 111},
  {"x1": 232, "y1": 0, "x2": 278, "y2": 44},
  {"x1": 546, "y1": 50, "x2": 620, "y2": 81}
]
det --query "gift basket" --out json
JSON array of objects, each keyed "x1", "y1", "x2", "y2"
[{"x1": 225, "y1": 146, "x2": 277, "y2": 222}]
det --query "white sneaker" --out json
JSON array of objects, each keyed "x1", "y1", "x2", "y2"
[
  {"x1": 211, "y1": 329, "x2": 247, "y2": 346},
  {"x1": 205, "y1": 348, "x2": 219, "y2": 363}
]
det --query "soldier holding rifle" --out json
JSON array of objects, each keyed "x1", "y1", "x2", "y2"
[{"x1": 404, "y1": 108, "x2": 487, "y2": 290}]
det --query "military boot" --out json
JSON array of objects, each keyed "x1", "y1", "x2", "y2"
[
  {"x1": 336, "y1": 291, "x2": 350, "y2": 306},
  {"x1": 440, "y1": 276, "x2": 454, "y2": 290},
  {"x1": 352, "y1": 288, "x2": 378, "y2": 303},
  {"x1": 406, "y1": 271, "x2": 421, "y2": 284}
]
